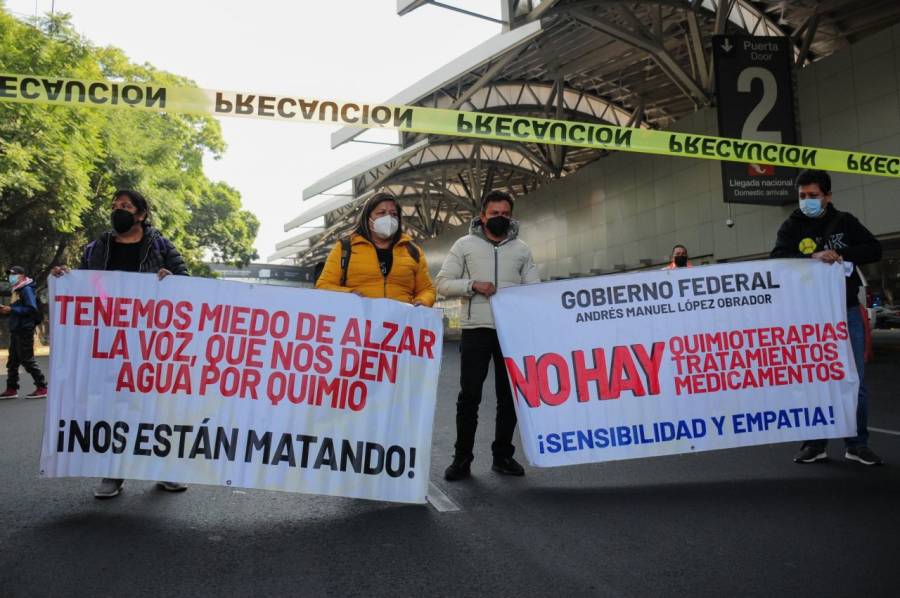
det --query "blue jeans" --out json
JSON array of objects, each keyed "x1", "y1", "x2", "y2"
[{"x1": 804, "y1": 306, "x2": 868, "y2": 449}]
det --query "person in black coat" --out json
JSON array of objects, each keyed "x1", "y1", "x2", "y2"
[
  {"x1": 771, "y1": 169, "x2": 883, "y2": 466},
  {"x1": 52, "y1": 189, "x2": 191, "y2": 497},
  {"x1": 77, "y1": 190, "x2": 188, "y2": 276}
]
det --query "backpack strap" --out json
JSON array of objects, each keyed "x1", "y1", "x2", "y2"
[
  {"x1": 406, "y1": 242, "x2": 420, "y2": 263},
  {"x1": 30, "y1": 284, "x2": 44, "y2": 324},
  {"x1": 83, "y1": 240, "x2": 98, "y2": 266},
  {"x1": 339, "y1": 237, "x2": 352, "y2": 287}
]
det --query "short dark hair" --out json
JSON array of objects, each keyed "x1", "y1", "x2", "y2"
[
  {"x1": 481, "y1": 190, "x2": 514, "y2": 213},
  {"x1": 113, "y1": 189, "x2": 151, "y2": 224},
  {"x1": 671, "y1": 244, "x2": 687, "y2": 256},
  {"x1": 796, "y1": 169, "x2": 831, "y2": 194}
]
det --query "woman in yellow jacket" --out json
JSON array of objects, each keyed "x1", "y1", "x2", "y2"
[{"x1": 316, "y1": 192, "x2": 436, "y2": 307}]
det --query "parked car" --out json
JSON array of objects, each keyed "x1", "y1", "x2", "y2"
[{"x1": 874, "y1": 305, "x2": 900, "y2": 329}]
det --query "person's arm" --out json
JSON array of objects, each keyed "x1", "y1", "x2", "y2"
[
  {"x1": 161, "y1": 237, "x2": 190, "y2": 276},
  {"x1": 836, "y1": 214, "x2": 882, "y2": 265},
  {"x1": 520, "y1": 249, "x2": 540, "y2": 284},
  {"x1": 770, "y1": 220, "x2": 803, "y2": 258},
  {"x1": 10, "y1": 285, "x2": 38, "y2": 316},
  {"x1": 412, "y1": 253, "x2": 437, "y2": 307},
  {"x1": 315, "y1": 241, "x2": 353, "y2": 293},
  {"x1": 435, "y1": 240, "x2": 474, "y2": 298}
]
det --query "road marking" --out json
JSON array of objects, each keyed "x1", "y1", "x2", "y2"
[
  {"x1": 870, "y1": 427, "x2": 900, "y2": 437},
  {"x1": 427, "y1": 482, "x2": 461, "y2": 512}
]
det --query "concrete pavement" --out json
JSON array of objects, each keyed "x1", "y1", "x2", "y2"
[{"x1": 1, "y1": 347, "x2": 898, "y2": 597}]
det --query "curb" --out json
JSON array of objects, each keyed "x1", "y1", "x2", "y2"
[{"x1": 0, "y1": 347, "x2": 50, "y2": 358}]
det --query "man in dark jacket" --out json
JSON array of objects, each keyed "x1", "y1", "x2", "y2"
[
  {"x1": 771, "y1": 169, "x2": 882, "y2": 466},
  {"x1": 53, "y1": 189, "x2": 189, "y2": 497},
  {"x1": 0, "y1": 266, "x2": 47, "y2": 399}
]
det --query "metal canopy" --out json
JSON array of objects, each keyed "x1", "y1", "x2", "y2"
[
  {"x1": 329, "y1": 20, "x2": 544, "y2": 150},
  {"x1": 300, "y1": 140, "x2": 431, "y2": 204},
  {"x1": 272, "y1": 0, "x2": 900, "y2": 264}
]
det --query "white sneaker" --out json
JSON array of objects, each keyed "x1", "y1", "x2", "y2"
[
  {"x1": 94, "y1": 478, "x2": 124, "y2": 499},
  {"x1": 156, "y1": 481, "x2": 188, "y2": 492}
]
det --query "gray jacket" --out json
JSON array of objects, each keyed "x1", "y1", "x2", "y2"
[{"x1": 435, "y1": 218, "x2": 540, "y2": 329}]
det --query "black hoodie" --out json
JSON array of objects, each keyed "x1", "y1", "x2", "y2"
[{"x1": 770, "y1": 204, "x2": 881, "y2": 306}]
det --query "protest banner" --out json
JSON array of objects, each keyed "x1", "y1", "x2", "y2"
[
  {"x1": 491, "y1": 260, "x2": 858, "y2": 467},
  {"x1": 40, "y1": 271, "x2": 442, "y2": 504}
]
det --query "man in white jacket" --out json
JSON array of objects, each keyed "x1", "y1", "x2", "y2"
[{"x1": 436, "y1": 190, "x2": 540, "y2": 481}]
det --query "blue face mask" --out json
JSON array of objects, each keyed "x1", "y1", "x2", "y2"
[
  {"x1": 8, "y1": 274, "x2": 19, "y2": 285},
  {"x1": 799, "y1": 198, "x2": 825, "y2": 218}
]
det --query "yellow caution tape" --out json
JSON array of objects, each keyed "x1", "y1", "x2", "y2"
[{"x1": 1, "y1": 72, "x2": 898, "y2": 178}]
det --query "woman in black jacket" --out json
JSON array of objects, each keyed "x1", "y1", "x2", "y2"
[
  {"x1": 52, "y1": 189, "x2": 189, "y2": 498},
  {"x1": 77, "y1": 189, "x2": 188, "y2": 276}
]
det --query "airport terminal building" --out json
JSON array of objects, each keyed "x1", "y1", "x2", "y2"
[{"x1": 272, "y1": 0, "x2": 900, "y2": 314}]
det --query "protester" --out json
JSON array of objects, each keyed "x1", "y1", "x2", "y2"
[
  {"x1": 771, "y1": 169, "x2": 883, "y2": 466},
  {"x1": 52, "y1": 189, "x2": 191, "y2": 497},
  {"x1": 316, "y1": 192, "x2": 436, "y2": 306},
  {"x1": 0, "y1": 266, "x2": 48, "y2": 400},
  {"x1": 663, "y1": 244, "x2": 692, "y2": 269},
  {"x1": 436, "y1": 190, "x2": 540, "y2": 481}
]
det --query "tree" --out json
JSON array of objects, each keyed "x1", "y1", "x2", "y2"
[{"x1": 0, "y1": 6, "x2": 259, "y2": 287}]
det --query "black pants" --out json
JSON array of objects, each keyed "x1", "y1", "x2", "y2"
[
  {"x1": 6, "y1": 328, "x2": 46, "y2": 390},
  {"x1": 454, "y1": 328, "x2": 517, "y2": 460}
]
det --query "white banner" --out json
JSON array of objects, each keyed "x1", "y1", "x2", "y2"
[
  {"x1": 41, "y1": 271, "x2": 442, "y2": 503},
  {"x1": 492, "y1": 260, "x2": 858, "y2": 467}
]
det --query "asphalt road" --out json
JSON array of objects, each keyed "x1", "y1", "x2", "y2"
[{"x1": 1, "y1": 346, "x2": 899, "y2": 598}]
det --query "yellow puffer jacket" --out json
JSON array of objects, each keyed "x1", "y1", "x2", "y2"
[{"x1": 316, "y1": 233, "x2": 436, "y2": 306}]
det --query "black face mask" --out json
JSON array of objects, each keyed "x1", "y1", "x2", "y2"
[
  {"x1": 674, "y1": 255, "x2": 688, "y2": 268},
  {"x1": 111, "y1": 209, "x2": 136, "y2": 234},
  {"x1": 485, "y1": 216, "x2": 511, "y2": 237}
]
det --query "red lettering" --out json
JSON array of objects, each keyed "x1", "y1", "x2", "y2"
[
  {"x1": 75, "y1": 296, "x2": 91, "y2": 325},
  {"x1": 537, "y1": 353, "x2": 570, "y2": 406},
  {"x1": 55, "y1": 295, "x2": 74, "y2": 324},
  {"x1": 505, "y1": 356, "x2": 540, "y2": 407},
  {"x1": 608, "y1": 345, "x2": 645, "y2": 398},
  {"x1": 340, "y1": 318, "x2": 361, "y2": 345},
  {"x1": 631, "y1": 342, "x2": 665, "y2": 395},
  {"x1": 572, "y1": 348, "x2": 610, "y2": 402},
  {"x1": 418, "y1": 329, "x2": 436, "y2": 358}
]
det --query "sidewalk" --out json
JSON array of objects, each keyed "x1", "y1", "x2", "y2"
[{"x1": 0, "y1": 346, "x2": 50, "y2": 358}]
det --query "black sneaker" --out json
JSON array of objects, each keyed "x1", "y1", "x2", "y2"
[
  {"x1": 793, "y1": 445, "x2": 827, "y2": 463},
  {"x1": 444, "y1": 456, "x2": 472, "y2": 481},
  {"x1": 845, "y1": 446, "x2": 883, "y2": 466},
  {"x1": 491, "y1": 456, "x2": 525, "y2": 476}
]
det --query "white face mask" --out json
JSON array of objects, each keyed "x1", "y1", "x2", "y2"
[{"x1": 371, "y1": 215, "x2": 399, "y2": 239}]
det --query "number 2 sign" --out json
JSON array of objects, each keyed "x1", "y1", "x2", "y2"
[{"x1": 713, "y1": 35, "x2": 798, "y2": 205}]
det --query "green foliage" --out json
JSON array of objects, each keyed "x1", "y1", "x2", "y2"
[{"x1": 0, "y1": 6, "x2": 259, "y2": 284}]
